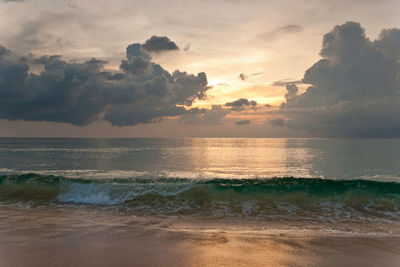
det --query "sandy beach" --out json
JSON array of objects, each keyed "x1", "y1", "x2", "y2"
[{"x1": 1, "y1": 205, "x2": 399, "y2": 267}]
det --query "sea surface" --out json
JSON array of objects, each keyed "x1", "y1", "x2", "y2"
[{"x1": 1, "y1": 138, "x2": 400, "y2": 223}]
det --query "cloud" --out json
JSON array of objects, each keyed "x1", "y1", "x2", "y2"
[
  {"x1": 274, "y1": 22, "x2": 400, "y2": 137},
  {"x1": 67, "y1": 2, "x2": 78, "y2": 8},
  {"x1": 279, "y1": 24, "x2": 303, "y2": 34},
  {"x1": 284, "y1": 83, "x2": 299, "y2": 101},
  {"x1": 250, "y1": 72, "x2": 263, "y2": 76},
  {"x1": 142, "y1": 36, "x2": 179, "y2": 53},
  {"x1": 225, "y1": 98, "x2": 257, "y2": 111},
  {"x1": 180, "y1": 98, "x2": 259, "y2": 125},
  {"x1": 0, "y1": 38, "x2": 209, "y2": 126},
  {"x1": 271, "y1": 79, "x2": 302, "y2": 86},
  {"x1": 178, "y1": 105, "x2": 230, "y2": 125},
  {"x1": 268, "y1": 118, "x2": 285, "y2": 127},
  {"x1": 238, "y1": 73, "x2": 247, "y2": 81},
  {"x1": 374, "y1": 28, "x2": 400, "y2": 60},
  {"x1": 183, "y1": 44, "x2": 191, "y2": 52},
  {"x1": 259, "y1": 24, "x2": 303, "y2": 40},
  {"x1": 5, "y1": 13, "x2": 71, "y2": 55},
  {"x1": 235, "y1": 120, "x2": 251, "y2": 126}
]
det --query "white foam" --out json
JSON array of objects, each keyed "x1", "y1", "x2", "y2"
[
  {"x1": 0, "y1": 168, "x2": 15, "y2": 173},
  {"x1": 57, "y1": 183, "x2": 129, "y2": 205}
]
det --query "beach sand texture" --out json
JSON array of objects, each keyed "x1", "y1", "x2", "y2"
[{"x1": 1, "y1": 206, "x2": 399, "y2": 267}]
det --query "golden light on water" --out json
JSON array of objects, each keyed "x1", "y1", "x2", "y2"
[{"x1": 179, "y1": 138, "x2": 313, "y2": 178}]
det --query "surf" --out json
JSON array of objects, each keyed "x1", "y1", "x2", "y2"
[{"x1": 1, "y1": 173, "x2": 400, "y2": 222}]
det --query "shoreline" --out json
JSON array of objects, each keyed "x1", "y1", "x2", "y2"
[{"x1": 1, "y1": 205, "x2": 400, "y2": 266}]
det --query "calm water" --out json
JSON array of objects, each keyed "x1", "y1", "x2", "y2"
[
  {"x1": 1, "y1": 138, "x2": 400, "y2": 222},
  {"x1": 1, "y1": 138, "x2": 400, "y2": 180}
]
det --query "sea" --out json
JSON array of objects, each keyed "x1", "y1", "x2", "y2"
[{"x1": 1, "y1": 137, "x2": 400, "y2": 224}]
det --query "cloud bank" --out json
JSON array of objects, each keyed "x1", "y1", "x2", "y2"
[
  {"x1": 274, "y1": 22, "x2": 400, "y2": 137},
  {"x1": 235, "y1": 120, "x2": 251, "y2": 126},
  {"x1": 225, "y1": 98, "x2": 257, "y2": 111},
  {"x1": 0, "y1": 39, "x2": 208, "y2": 126},
  {"x1": 179, "y1": 98, "x2": 258, "y2": 125},
  {"x1": 178, "y1": 105, "x2": 230, "y2": 125}
]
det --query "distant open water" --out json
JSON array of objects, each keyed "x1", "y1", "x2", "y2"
[{"x1": 1, "y1": 138, "x2": 400, "y2": 222}]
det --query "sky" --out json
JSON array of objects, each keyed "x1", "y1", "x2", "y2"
[{"x1": 0, "y1": 0, "x2": 399, "y2": 137}]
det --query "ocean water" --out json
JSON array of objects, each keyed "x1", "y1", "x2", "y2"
[{"x1": 1, "y1": 138, "x2": 400, "y2": 223}]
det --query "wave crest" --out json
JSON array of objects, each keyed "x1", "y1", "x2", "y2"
[{"x1": 1, "y1": 173, "x2": 400, "y2": 222}]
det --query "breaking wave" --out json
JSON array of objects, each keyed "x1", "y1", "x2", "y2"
[{"x1": 1, "y1": 173, "x2": 400, "y2": 222}]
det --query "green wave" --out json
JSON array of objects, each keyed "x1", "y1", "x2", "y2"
[{"x1": 1, "y1": 173, "x2": 400, "y2": 221}]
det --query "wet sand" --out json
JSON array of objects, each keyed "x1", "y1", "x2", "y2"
[{"x1": 1, "y1": 206, "x2": 399, "y2": 267}]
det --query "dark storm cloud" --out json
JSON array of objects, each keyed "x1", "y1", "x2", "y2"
[
  {"x1": 0, "y1": 39, "x2": 209, "y2": 126},
  {"x1": 274, "y1": 22, "x2": 400, "y2": 137},
  {"x1": 235, "y1": 120, "x2": 251, "y2": 126},
  {"x1": 284, "y1": 83, "x2": 298, "y2": 101},
  {"x1": 374, "y1": 28, "x2": 400, "y2": 60},
  {"x1": 142, "y1": 36, "x2": 179, "y2": 53},
  {"x1": 225, "y1": 98, "x2": 257, "y2": 111}
]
